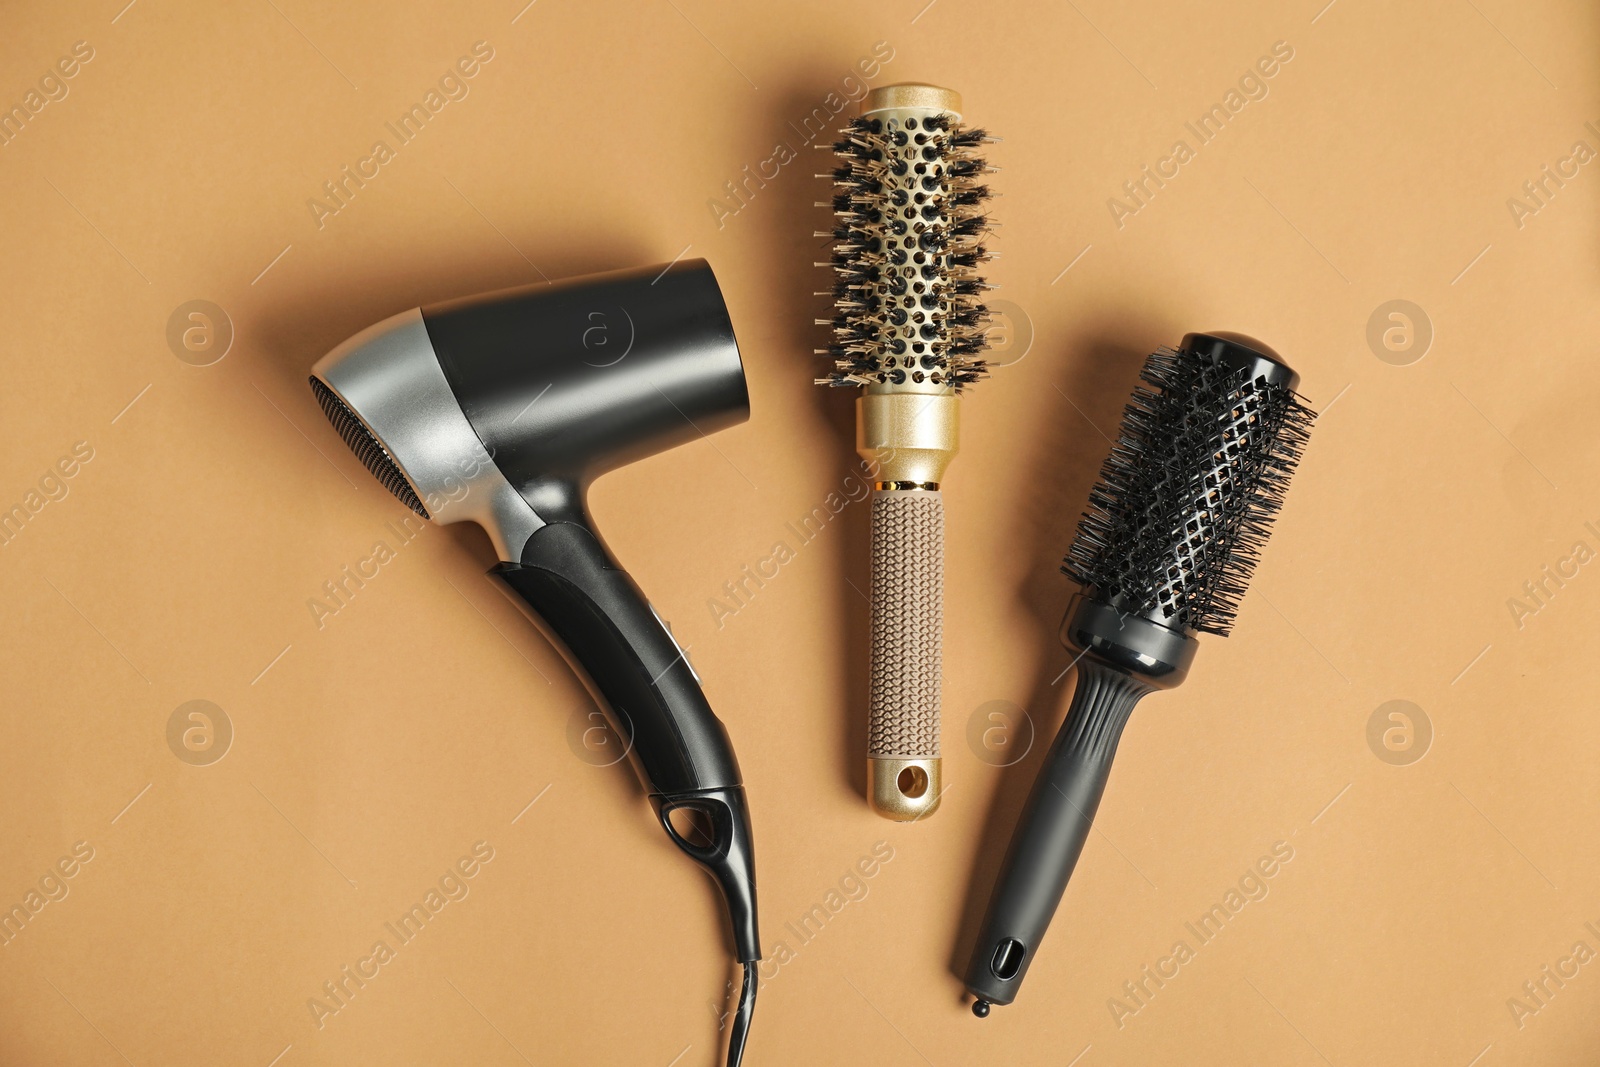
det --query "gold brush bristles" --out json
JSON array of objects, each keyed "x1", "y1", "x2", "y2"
[
  {"x1": 814, "y1": 83, "x2": 997, "y2": 819},
  {"x1": 817, "y1": 85, "x2": 995, "y2": 390}
]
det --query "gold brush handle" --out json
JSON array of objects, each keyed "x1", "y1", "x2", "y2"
[
  {"x1": 867, "y1": 488, "x2": 945, "y2": 819},
  {"x1": 858, "y1": 388, "x2": 958, "y2": 820}
]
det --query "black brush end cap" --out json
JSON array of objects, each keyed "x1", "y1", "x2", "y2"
[{"x1": 1181, "y1": 331, "x2": 1299, "y2": 391}]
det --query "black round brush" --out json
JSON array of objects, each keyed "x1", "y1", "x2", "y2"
[{"x1": 964, "y1": 331, "x2": 1315, "y2": 1014}]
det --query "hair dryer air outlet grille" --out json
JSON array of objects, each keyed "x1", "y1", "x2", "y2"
[{"x1": 310, "y1": 376, "x2": 429, "y2": 519}]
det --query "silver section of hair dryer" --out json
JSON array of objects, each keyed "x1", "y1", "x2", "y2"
[{"x1": 311, "y1": 307, "x2": 544, "y2": 561}]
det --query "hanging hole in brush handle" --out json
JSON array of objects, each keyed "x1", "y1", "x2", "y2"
[
  {"x1": 963, "y1": 657, "x2": 1153, "y2": 1008},
  {"x1": 493, "y1": 519, "x2": 759, "y2": 963},
  {"x1": 867, "y1": 488, "x2": 945, "y2": 820}
]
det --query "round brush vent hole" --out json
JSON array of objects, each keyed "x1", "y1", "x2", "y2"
[
  {"x1": 897, "y1": 766, "x2": 929, "y2": 799},
  {"x1": 666, "y1": 805, "x2": 716, "y2": 849}
]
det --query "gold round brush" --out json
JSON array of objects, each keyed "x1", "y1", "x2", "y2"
[{"x1": 817, "y1": 83, "x2": 996, "y2": 820}]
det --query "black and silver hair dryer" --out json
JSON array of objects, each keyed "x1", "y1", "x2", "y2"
[{"x1": 309, "y1": 260, "x2": 761, "y2": 1064}]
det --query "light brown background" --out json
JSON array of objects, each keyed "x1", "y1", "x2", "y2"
[{"x1": 0, "y1": 0, "x2": 1595, "y2": 1063}]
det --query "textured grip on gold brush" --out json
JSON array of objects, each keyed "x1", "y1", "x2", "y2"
[{"x1": 867, "y1": 489, "x2": 944, "y2": 820}]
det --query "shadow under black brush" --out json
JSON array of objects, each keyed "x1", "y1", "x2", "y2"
[{"x1": 945, "y1": 328, "x2": 1157, "y2": 995}]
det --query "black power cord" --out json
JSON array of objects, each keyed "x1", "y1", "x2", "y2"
[{"x1": 725, "y1": 961, "x2": 757, "y2": 1066}]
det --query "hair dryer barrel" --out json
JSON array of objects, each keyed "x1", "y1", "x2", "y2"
[{"x1": 423, "y1": 260, "x2": 748, "y2": 524}]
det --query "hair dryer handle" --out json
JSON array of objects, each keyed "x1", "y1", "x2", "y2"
[
  {"x1": 964, "y1": 658, "x2": 1150, "y2": 1008},
  {"x1": 492, "y1": 520, "x2": 759, "y2": 963},
  {"x1": 497, "y1": 521, "x2": 741, "y2": 792}
]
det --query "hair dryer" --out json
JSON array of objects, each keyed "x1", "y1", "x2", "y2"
[{"x1": 309, "y1": 259, "x2": 761, "y2": 1064}]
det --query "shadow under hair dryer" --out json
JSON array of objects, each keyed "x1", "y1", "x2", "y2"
[{"x1": 309, "y1": 260, "x2": 762, "y2": 1065}]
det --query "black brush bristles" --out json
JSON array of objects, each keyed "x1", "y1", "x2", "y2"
[
  {"x1": 1063, "y1": 346, "x2": 1315, "y2": 637},
  {"x1": 817, "y1": 113, "x2": 996, "y2": 389}
]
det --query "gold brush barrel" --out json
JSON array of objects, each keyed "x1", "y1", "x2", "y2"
[{"x1": 820, "y1": 84, "x2": 993, "y2": 820}]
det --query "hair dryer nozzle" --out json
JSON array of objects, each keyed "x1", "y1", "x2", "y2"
[{"x1": 310, "y1": 307, "x2": 540, "y2": 560}]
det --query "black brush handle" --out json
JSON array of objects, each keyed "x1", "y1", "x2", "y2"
[
  {"x1": 494, "y1": 519, "x2": 758, "y2": 963},
  {"x1": 965, "y1": 657, "x2": 1152, "y2": 1007}
]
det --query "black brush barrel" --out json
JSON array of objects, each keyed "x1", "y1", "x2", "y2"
[{"x1": 1064, "y1": 332, "x2": 1314, "y2": 638}]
